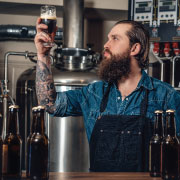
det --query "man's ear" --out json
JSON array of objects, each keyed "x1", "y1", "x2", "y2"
[{"x1": 130, "y1": 43, "x2": 141, "y2": 56}]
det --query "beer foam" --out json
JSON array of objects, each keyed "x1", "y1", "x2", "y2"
[{"x1": 41, "y1": 14, "x2": 56, "y2": 20}]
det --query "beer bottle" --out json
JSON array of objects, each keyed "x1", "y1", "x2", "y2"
[
  {"x1": 149, "y1": 110, "x2": 163, "y2": 177},
  {"x1": 26, "y1": 106, "x2": 49, "y2": 180},
  {"x1": 162, "y1": 109, "x2": 179, "y2": 180},
  {"x1": 0, "y1": 136, "x2": 2, "y2": 177},
  {"x1": 26, "y1": 106, "x2": 38, "y2": 178},
  {"x1": 2, "y1": 105, "x2": 22, "y2": 179}
]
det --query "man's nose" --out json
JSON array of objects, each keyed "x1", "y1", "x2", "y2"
[{"x1": 104, "y1": 40, "x2": 111, "y2": 49}]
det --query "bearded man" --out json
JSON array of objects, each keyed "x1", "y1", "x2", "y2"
[{"x1": 35, "y1": 20, "x2": 180, "y2": 172}]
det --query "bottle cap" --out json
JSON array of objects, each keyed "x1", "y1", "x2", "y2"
[
  {"x1": 154, "y1": 110, "x2": 163, "y2": 114},
  {"x1": 9, "y1": 105, "x2": 19, "y2": 109},
  {"x1": 166, "y1": 109, "x2": 175, "y2": 113}
]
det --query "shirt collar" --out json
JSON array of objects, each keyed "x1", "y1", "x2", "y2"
[
  {"x1": 103, "y1": 70, "x2": 154, "y2": 90},
  {"x1": 136, "y1": 70, "x2": 154, "y2": 90}
]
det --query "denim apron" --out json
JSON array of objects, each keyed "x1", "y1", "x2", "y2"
[{"x1": 89, "y1": 83, "x2": 152, "y2": 172}]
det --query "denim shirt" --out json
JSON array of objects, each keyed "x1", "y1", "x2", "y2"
[{"x1": 53, "y1": 70, "x2": 180, "y2": 141}]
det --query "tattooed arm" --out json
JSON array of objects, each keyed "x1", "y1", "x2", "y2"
[{"x1": 35, "y1": 18, "x2": 57, "y2": 113}]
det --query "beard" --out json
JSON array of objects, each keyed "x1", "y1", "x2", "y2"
[{"x1": 98, "y1": 48, "x2": 131, "y2": 83}]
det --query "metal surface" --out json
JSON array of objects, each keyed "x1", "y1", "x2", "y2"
[
  {"x1": 63, "y1": 0, "x2": 84, "y2": 48},
  {"x1": 16, "y1": 66, "x2": 99, "y2": 172},
  {"x1": 55, "y1": 48, "x2": 97, "y2": 71},
  {"x1": 48, "y1": 85, "x2": 89, "y2": 172}
]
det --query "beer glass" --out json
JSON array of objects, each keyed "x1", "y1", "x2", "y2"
[{"x1": 40, "y1": 5, "x2": 57, "y2": 47}]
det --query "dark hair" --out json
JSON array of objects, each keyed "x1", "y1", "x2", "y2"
[{"x1": 114, "y1": 20, "x2": 149, "y2": 69}]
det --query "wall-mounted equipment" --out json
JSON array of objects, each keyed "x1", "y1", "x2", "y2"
[
  {"x1": 133, "y1": 0, "x2": 154, "y2": 26},
  {"x1": 157, "y1": 0, "x2": 178, "y2": 26},
  {"x1": 129, "y1": 0, "x2": 180, "y2": 91}
]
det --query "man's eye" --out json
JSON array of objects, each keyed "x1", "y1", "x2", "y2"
[{"x1": 113, "y1": 37, "x2": 118, "y2": 40}]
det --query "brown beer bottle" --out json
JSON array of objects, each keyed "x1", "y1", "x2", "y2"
[
  {"x1": 0, "y1": 136, "x2": 2, "y2": 177},
  {"x1": 2, "y1": 105, "x2": 22, "y2": 179},
  {"x1": 26, "y1": 106, "x2": 49, "y2": 180},
  {"x1": 162, "y1": 109, "x2": 179, "y2": 180},
  {"x1": 26, "y1": 106, "x2": 38, "y2": 178},
  {"x1": 149, "y1": 110, "x2": 164, "y2": 177}
]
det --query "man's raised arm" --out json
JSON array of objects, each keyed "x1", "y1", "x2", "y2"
[{"x1": 34, "y1": 18, "x2": 57, "y2": 113}]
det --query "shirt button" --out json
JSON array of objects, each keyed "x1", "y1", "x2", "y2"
[
  {"x1": 126, "y1": 98, "x2": 128, "y2": 101},
  {"x1": 117, "y1": 97, "x2": 121, "y2": 100}
]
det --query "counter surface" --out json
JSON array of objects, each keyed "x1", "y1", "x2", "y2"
[{"x1": 23, "y1": 172, "x2": 161, "y2": 180}]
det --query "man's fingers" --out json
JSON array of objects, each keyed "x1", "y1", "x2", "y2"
[
  {"x1": 36, "y1": 24, "x2": 48, "y2": 33},
  {"x1": 36, "y1": 17, "x2": 41, "y2": 26},
  {"x1": 36, "y1": 17, "x2": 48, "y2": 32},
  {"x1": 36, "y1": 31, "x2": 51, "y2": 41}
]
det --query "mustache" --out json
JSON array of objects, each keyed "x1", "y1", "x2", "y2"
[{"x1": 102, "y1": 49, "x2": 113, "y2": 57}]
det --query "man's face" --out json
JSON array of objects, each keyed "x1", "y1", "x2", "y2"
[
  {"x1": 103, "y1": 24, "x2": 132, "y2": 59},
  {"x1": 98, "y1": 47, "x2": 131, "y2": 82},
  {"x1": 98, "y1": 24, "x2": 132, "y2": 82}
]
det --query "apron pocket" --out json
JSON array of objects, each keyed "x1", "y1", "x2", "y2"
[
  {"x1": 123, "y1": 132, "x2": 142, "y2": 162},
  {"x1": 95, "y1": 130, "x2": 123, "y2": 162},
  {"x1": 123, "y1": 131, "x2": 142, "y2": 171}
]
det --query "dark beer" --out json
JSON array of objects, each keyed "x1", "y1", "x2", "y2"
[
  {"x1": 40, "y1": 5, "x2": 56, "y2": 47},
  {"x1": 41, "y1": 17, "x2": 57, "y2": 34},
  {"x1": 26, "y1": 106, "x2": 49, "y2": 180},
  {"x1": 162, "y1": 109, "x2": 179, "y2": 180},
  {"x1": 149, "y1": 110, "x2": 164, "y2": 177},
  {"x1": 2, "y1": 105, "x2": 22, "y2": 179}
]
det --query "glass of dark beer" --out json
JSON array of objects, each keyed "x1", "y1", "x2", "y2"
[{"x1": 40, "y1": 5, "x2": 57, "y2": 47}]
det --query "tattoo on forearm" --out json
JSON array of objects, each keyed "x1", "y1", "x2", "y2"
[{"x1": 36, "y1": 55, "x2": 57, "y2": 113}]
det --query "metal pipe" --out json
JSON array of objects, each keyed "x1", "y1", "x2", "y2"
[
  {"x1": 63, "y1": 0, "x2": 84, "y2": 48},
  {"x1": 150, "y1": 48, "x2": 173, "y2": 82},
  {"x1": 2, "y1": 95, "x2": 7, "y2": 140},
  {"x1": 4, "y1": 51, "x2": 29, "y2": 93},
  {"x1": 0, "y1": 25, "x2": 63, "y2": 41},
  {"x1": 160, "y1": 63, "x2": 165, "y2": 82},
  {"x1": 3, "y1": 52, "x2": 28, "y2": 139},
  {"x1": 171, "y1": 56, "x2": 180, "y2": 87},
  {"x1": 3, "y1": 51, "x2": 38, "y2": 140}
]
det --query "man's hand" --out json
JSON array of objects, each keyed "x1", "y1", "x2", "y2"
[{"x1": 34, "y1": 18, "x2": 57, "y2": 56}]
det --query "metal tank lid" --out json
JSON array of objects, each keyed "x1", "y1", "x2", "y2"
[{"x1": 52, "y1": 66, "x2": 99, "y2": 86}]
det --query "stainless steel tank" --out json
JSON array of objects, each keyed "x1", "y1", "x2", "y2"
[
  {"x1": 16, "y1": 0, "x2": 100, "y2": 172},
  {"x1": 16, "y1": 65, "x2": 99, "y2": 172}
]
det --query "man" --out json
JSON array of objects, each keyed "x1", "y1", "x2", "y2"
[{"x1": 35, "y1": 19, "x2": 180, "y2": 172}]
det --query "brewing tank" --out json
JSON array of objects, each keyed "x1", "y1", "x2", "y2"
[
  {"x1": 16, "y1": 0, "x2": 100, "y2": 172},
  {"x1": 16, "y1": 65, "x2": 99, "y2": 172}
]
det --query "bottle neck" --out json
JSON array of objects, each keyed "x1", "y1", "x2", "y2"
[
  {"x1": 35, "y1": 111, "x2": 45, "y2": 134},
  {"x1": 8, "y1": 110, "x2": 18, "y2": 134},
  {"x1": 166, "y1": 113, "x2": 176, "y2": 136},
  {"x1": 154, "y1": 114, "x2": 164, "y2": 136},
  {"x1": 31, "y1": 112, "x2": 37, "y2": 134}
]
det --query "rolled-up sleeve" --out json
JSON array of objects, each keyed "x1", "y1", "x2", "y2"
[
  {"x1": 51, "y1": 92, "x2": 68, "y2": 116},
  {"x1": 52, "y1": 86, "x2": 89, "y2": 117}
]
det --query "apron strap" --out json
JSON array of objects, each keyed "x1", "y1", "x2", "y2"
[
  {"x1": 140, "y1": 88, "x2": 148, "y2": 117},
  {"x1": 100, "y1": 82, "x2": 112, "y2": 113},
  {"x1": 139, "y1": 88, "x2": 150, "y2": 172}
]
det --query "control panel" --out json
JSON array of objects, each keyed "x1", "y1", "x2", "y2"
[
  {"x1": 157, "y1": 0, "x2": 178, "y2": 26},
  {"x1": 134, "y1": 0, "x2": 154, "y2": 26}
]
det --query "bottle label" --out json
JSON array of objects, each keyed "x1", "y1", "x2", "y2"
[{"x1": 2, "y1": 144, "x2": 8, "y2": 173}]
